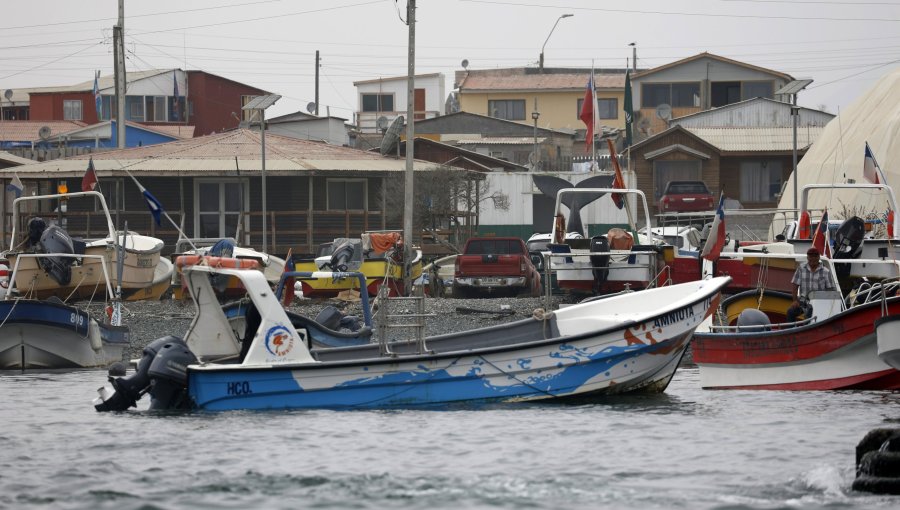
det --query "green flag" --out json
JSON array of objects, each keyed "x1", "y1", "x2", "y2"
[{"x1": 624, "y1": 69, "x2": 633, "y2": 148}]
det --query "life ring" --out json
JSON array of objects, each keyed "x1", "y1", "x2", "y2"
[
  {"x1": 175, "y1": 255, "x2": 260, "y2": 270},
  {"x1": 798, "y1": 211, "x2": 811, "y2": 239}
]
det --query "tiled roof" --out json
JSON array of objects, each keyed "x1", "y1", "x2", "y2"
[
  {"x1": 686, "y1": 127, "x2": 825, "y2": 152},
  {"x1": 459, "y1": 69, "x2": 624, "y2": 91},
  {"x1": 0, "y1": 121, "x2": 88, "y2": 142},
  {"x1": 137, "y1": 124, "x2": 195, "y2": 139},
  {"x1": 9, "y1": 129, "x2": 439, "y2": 176}
]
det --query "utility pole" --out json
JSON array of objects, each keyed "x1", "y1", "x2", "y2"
[
  {"x1": 629, "y1": 42, "x2": 637, "y2": 71},
  {"x1": 314, "y1": 50, "x2": 320, "y2": 116},
  {"x1": 113, "y1": 0, "x2": 126, "y2": 149},
  {"x1": 403, "y1": 0, "x2": 416, "y2": 293}
]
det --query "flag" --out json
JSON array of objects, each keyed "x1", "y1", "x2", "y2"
[
  {"x1": 93, "y1": 70, "x2": 101, "y2": 119},
  {"x1": 623, "y1": 69, "x2": 633, "y2": 148},
  {"x1": 281, "y1": 248, "x2": 295, "y2": 306},
  {"x1": 607, "y1": 138, "x2": 626, "y2": 209},
  {"x1": 864, "y1": 142, "x2": 886, "y2": 185},
  {"x1": 126, "y1": 170, "x2": 164, "y2": 225},
  {"x1": 6, "y1": 173, "x2": 24, "y2": 198},
  {"x1": 81, "y1": 158, "x2": 98, "y2": 192},
  {"x1": 701, "y1": 193, "x2": 726, "y2": 262},
  {"x1": 579, "y1": 73, "x2": 597, "y2": 152},
  {"x1": 812, "y1": 209, "x2": 832, "y2": 257},
  {"x1": 173, "y1": 71, "x2": 180, "y2": 120}
]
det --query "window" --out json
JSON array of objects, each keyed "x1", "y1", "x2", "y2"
[
  {"x1": 740, "y1": 160, "x2": 783, "y2": 202},
  {"x1": 488, "y1": 99, "x2": 525, "y2": 120},
  {"x1": 63, "y1": 100, "x2": 82, "y2": 120},
  {"x1": 742, "y1": 81, "x2": 774, "y2": 100},
  {"x1": 671, "y1": 83, "x2": 700, "y2": 107},
  {"x1": 653, "y1": 160, "x2": 702, "y2": 198},
  {"x1": 195, "y1": 180, "x2": 247, "y2": 242},
  {"x1": 327, "y1": 179, "x2": 366, "y2": 210},
  {"x1": 711, "y1": 82, "x2": 742, "y2": 107},
  {"x1": 168, "y1": 96, "x2": 186, "y2": 122},
  {"x1": 100, "y1": 96, "x2": 114, "y2": 120},
  {"x1": 361, "y1": 93, "x2": 394, "y2": 112},
  {"x1": 598, "y1": 98, "x2": 617, "y2": 119},
  {"x1": 642, "y1": 84, "x2": 671, "y2": 108},
  {"x1": 125, "y1": 96, "x2": 144, "y2": 121}
]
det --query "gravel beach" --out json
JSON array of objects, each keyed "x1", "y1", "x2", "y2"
[{"x1": 90, "y1": 292, "x2": 574, "y2": 361}]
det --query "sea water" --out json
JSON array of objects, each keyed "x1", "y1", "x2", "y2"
[{"x1": 2, "y1": 368, "x2": 899, "y2": 509}]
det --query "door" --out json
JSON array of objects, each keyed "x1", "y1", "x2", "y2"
[
  {"x1": 414, "y1": 88, "x2": 426, "y2": 120},
  {"x1": 195, "y1": 179, "x2": 248, "y2": 243}
]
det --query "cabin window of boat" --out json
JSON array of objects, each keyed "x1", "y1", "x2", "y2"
[
  {"x1": 361, "y1": 93, "x2": 394, "y2": 112},
  {"x1": 488, "y1": 100, "x2": 525, "y2": 121},
  {"x1": 653, "y1": 161, "x2": 701, "y2": 199},
  {"x1": 327, "y1": 179, "x2": 366, "y2": 211},
  {"x1": 63, "y1": 100, "x2": 82, "y2": 121},
  {"x1": 739, "y1": 160, "x2": 782, "y2": 202},
  {"x1": 196, "y1": 180, "x2": 247, "y2": 240}
]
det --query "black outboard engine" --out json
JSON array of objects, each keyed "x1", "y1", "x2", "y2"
[
  {"x1": 94, "y1": 336, "x2": 198, "y2": 412},
  {"x1": 832, "y1": 216, "x2": 865, "y2": 278},
  {"x1": 589, "y1": 235, "x2": 610, "y2": 294},
  {"x1": 37, "y1": 225, "x2": 75, "y2": 286},
  {"x1": 26, "y1": 217, "x2": 47, "y2": 248},
  {"x1": 328, "y1": 240, "x2": 356, "y2": 272}
]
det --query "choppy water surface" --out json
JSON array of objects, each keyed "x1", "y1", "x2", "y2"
[{"x1": 2, "y1": 368, "x2": 900, "y2": 509}]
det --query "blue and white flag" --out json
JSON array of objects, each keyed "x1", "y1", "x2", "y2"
[
  {"x1": 6, "y1": 173, "x2": 24, "y2": 198},
  {"x1": 93, "y1": 70, "x2": 102, "y2": 119},
  {"x1": 125, "y1": 169, "x2": 164, "y2": 226}
]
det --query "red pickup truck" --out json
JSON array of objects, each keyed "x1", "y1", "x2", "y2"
[{"x1": 453, "y1": 237, "x2": 542, "y2": 298}]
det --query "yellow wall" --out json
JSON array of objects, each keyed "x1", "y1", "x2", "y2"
[{"x1": 459, "y1": 90, "x2": 626, "y2": 131}]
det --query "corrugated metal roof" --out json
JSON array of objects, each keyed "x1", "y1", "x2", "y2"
[
  {"x1": 5, "y1": 128, "x2": 441, "y2": 177},
  {"x1": 459, "y1": 69, "x2": 623, "y2": 92},
  {"x1": 685, "y1": 126, "x2": 825, "y2": 152},
  {"x1": 0, "y1": 120, "x2": 88, "y2": 143},
  {"x1": 26, "y1": 69, "x2": 172, "y2": 94},
  {"x1": 0, "y1": 151, "x2": 34, "y2": 165},
  {"x1": 454, "y1": 136, "x2": 547, "y2": 145}
]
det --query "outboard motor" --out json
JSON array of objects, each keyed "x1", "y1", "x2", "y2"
[
  {"x1": 146, "y1": 339, "x2": 198, "y2": 410},
  {"x1": 736, "y1": 308, "x2": 771, "y2": 331},
  {"x1": 833, "y1": 216, "x2": 865, "y2": 278},
  {"x1": 94, "y1": 336, "x2": 197, "y2": 412},
  {"x1": 328, "y1": 240, "x2": 356, "y2": 272},
  {"x1": 37, "y1": 225, "x2": 75, "y2": 286},
  {"x1": 589, "y1": 236, "x2": 610, "y2": 294},
  {"x1": 26, "y1": 217, "x2": 47, "y2": 248}
]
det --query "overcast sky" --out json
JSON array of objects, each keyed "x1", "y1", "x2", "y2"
[{"x1": 1, "y1": 0, "x2": 898, "y2": 121}]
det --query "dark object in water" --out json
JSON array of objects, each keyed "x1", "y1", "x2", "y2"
[{"x1": 853, "y1": 427, "x2": 900, "y2": 495}]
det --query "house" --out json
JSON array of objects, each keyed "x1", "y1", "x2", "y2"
[
  {"x1": 0, "y1": 88, "x2": 30, "y2": 120},
  {"x1": 453, "y1": 67, "x2": 628, "y2": 153},
  {"x1": 265, "y1": 111, "x2": 351, "y2": 146},
  {"x1": 410, "y1": 111, "x2": 577, "y2": 172},
  {"x1": 631, "y1": 53, "x2": 795, "y2": 142},
  {"x1": 630, "y1": 97, "x2": 834, "y2": 212},
  {"x1": 1, "y1": 129, "x2": 479, "y2": 255},
  {"x1": 353, "y1": 73, "x2": 446, "y2": 135},
  {"x1": 0, "y1": 120, "x2": 87, "y2": 150},
  {"x1": 13, "y1": 69, "x2": 268, "y2": 137}
]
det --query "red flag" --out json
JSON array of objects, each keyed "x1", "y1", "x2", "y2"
[
  {"x1": 701, "y1": 193, "x2": 727, "y2": 262},
  {"x1": 606, "y1": 139, "x2": 626, "y2": 209},
  {"x1": 579, "y1": 74, "x2": 595, "y2": 152},
  {"x1": 811, "y1": 209, "x2": 832, "y2": 257},
  {"x1": 281, "y1": 248, "x2": 295, "y2": 306},
  {"x1": 81, "y1": 158, "x2": 98, "y2": 192}
]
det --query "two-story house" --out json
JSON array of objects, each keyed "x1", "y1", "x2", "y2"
[{"x1": 354, "y1": 73, "x2": 446, "y2": 134}]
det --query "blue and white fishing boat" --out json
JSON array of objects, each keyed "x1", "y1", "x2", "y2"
[
  {"x1": 93, "y1": 264, "x2": 729, "y2": 411},
  {"x1": 0, "y1": 254, "x2": 129, "y2": 370}
]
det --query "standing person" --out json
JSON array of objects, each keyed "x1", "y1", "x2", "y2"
[{"x1": 787, "y1": 247, "x2": 835, "y2": 323}]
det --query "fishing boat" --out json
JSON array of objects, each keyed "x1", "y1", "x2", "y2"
[
  {"x1": 170, "y1": 238, "x2": 285, "y2": 299},
  {"x1": 292, "y1": 232, "x2": 422, "y2": 297},
  {"x1": 93, "y1": 264, "x2": 730, "y2": 411},
  {"x1": 0, "y1": 254, "x2": 129, "y2": 370},
  {"x1": 693, "y1": 255, "x2": 900, "y2": 390},
  {"x1": 2, "y1": 191, "x2": 163, "y2": 301},
  {"x1": 125, "y1": 257, "x2": 173, "y2": 302}
]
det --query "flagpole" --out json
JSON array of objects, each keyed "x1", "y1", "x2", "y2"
[
  {"x1": 123, "y1": 169, "x2": 198, "y2": 252},
  {"x1": 591, "y1": 61, "x2": 596, "y2": 170}
]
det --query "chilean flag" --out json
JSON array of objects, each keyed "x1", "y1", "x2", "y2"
[
  {"x1": 579, "y1": 74, "x2": 597, "y2": 152},
  {"x1": 701, "y1": 193, "x2": 726, "y2": 262},
  {"x1": 81, "y1": 158, "x2": 98, "y2": 192},
  {"x1": 812, "y1": 208, "x2": 832, "y2": 257},
  {"x1": 864, "y1": 142, "x2": 886, "y2": 185}
]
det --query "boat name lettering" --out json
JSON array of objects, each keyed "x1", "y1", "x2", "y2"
[
  {"x1": 137, "y1": 257, "x2": 155, "y2": 268},
  {"x1": 226, "y1": 381, "x2": 252, "y2": 395},
  {"x1": 265, "y1": 325, "x2": 294, "y2": 357},
  {"x1": 652, "y1": 305, "x2": 695, "y2": 328},
  {"x1": 69, "y1": 312, "x2": 85, "y2": 326}
]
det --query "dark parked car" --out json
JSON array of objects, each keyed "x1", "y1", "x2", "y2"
[{"x1": 658, "y1": 181, "x2": 715, "y2": 213}]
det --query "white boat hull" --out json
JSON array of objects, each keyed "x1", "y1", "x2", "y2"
[{"x1": 876, "y1": 315, "x2": 900, "y2": 371}]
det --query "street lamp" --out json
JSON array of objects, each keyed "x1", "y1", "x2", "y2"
[
  {"x1": 242, "y1": 93, "x2": 281, "y2": 252},
  {"x1": 539, "y1": 14, "x2": 574, "y2": 72},
  {"x1": 532, "y1": 107, "x2": 540, "y2": 171}
]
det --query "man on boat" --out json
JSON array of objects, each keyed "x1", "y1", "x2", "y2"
[{"x1": 787, "y1": 247, "x2": 835, "y2": 323}]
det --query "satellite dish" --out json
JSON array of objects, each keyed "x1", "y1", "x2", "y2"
[
  {"x1": 3, "y1": 89, "x2": 12, "y2": 101},
  {"x1": 379, "y1": 115, "x2": 405, "y2": 156},
  {"x1": 461, "y1": 59, "x2": 469, "y2": 69},
  {"x1": 38, "y1": 126, "x2": 52, "y2": 140},
  {"x1": 306, "y1": 102, "x2": 317, "y2": 114},
  {"x1": 656, "y1": 103, "x2": 672, "y2": 121},
  {"x1": 376, "y1": 116, "x2": 389, "y2": 132}
]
